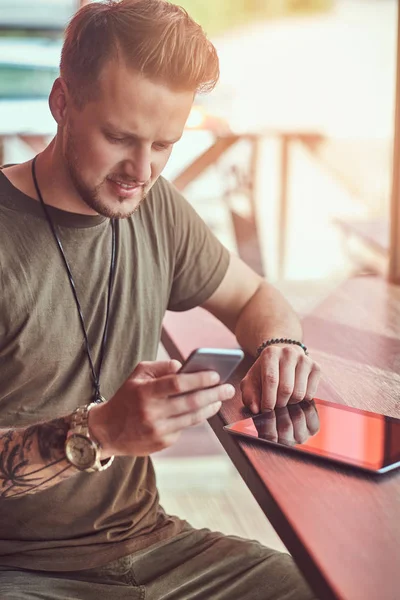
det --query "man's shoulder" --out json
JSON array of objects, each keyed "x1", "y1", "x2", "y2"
[
  {"x1": 0, "y1": 167, "x2": 18, "y2": 212},
  {"x1": 143, "y1": 175, "x2": 190, "y2": 222},
  {"x1": 0, "y1": 164, "x2": 26, "y2": 206},
  {"x1": 0, "y1": 165, "x2": 14, "y2": 193},
  {"x1": 149, "y1": 175, "x2": 181, "y2": 203}
]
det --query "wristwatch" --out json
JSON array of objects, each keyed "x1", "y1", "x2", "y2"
[{"x1": 65, "y1": 403, "x2": 114, "y2": 472}]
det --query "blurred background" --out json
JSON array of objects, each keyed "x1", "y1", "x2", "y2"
[{"x1": 0, "y1": 0, "x2": 397, "y2": 551}]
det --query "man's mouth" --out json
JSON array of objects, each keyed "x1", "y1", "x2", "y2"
[
  {"x1": 106, "y1": 178, "x2": 143, "y2": 199},
  {"x1": 108, "y1": 178, "x2": 140, "y2": 189}
]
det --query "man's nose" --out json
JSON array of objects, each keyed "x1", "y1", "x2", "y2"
[{"x1": 128, "y1": 146, "x2": 152, "y2": 184}]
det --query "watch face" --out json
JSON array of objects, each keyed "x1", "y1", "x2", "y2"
[{"x1": 65, "y1": 434, "x2": 97, "y2": 470}]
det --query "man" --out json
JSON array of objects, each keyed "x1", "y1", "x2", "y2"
[{"x1": 0, "y1": 1, "x2": 320, "y2": 598}]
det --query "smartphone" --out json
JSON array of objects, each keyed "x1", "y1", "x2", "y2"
[
  {"x1": 179, "y1": 348, "x2": 244, "y2": 383},
  {"x1": 224, "y1": 397, "x2": 400, "y2": 475}
]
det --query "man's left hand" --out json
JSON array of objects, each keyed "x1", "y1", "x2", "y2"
[{"x1": 240, "y1": 345, "x2": 321, "y2": 413}]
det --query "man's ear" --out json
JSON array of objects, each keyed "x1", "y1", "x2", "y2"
[{"x1": 48, "y1": 77, "x2": 71, "y2": 126}]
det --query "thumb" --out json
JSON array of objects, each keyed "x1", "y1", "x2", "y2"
[
  {"x1": 133, "y1": 359, "x2": 182, "y2": 380},
  {"x1": 165, "y1": 359, "x2": 182, "y2": 373}
]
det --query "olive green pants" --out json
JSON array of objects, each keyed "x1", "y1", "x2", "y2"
[{"x1": 0, "y1": 525, "x2": 316, "y2": 600}]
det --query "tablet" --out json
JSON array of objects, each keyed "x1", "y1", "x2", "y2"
[{"x1": 223, "y1": 398, "x2": 400, "y2": 474}]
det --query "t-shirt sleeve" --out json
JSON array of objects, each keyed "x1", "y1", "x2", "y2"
[{"x1": 162, "y1": 179, "x2": 230, "y2": 312}]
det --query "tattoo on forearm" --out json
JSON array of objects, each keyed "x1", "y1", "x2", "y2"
[
  {"x1": 0, "y1": 418, "x2": 72, "y2": 499},
  {"x1": 33, "y1": 419, "x2": 69, "y2": 462}
]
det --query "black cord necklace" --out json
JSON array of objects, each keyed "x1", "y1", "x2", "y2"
[{"x1": 31, "y1": 155, "x2": 116, "y2": 404}]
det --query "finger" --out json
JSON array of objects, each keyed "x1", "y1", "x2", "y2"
[
  {"x1": 152, "y1": 370, "x2": 221, "y2": 398},
  {"x1": 260, "y1": 351, "x2": 280, "y2": 411},
  {"x1": 166, "y1": 383, "x2": 235, "y2": 418},
  {"x1": 276, "y1": 349, "x2": 297, "y2": 408},
  {"x1": 133, "y1": 360, "x2": 182, "y2": 380},
  {"x1": 240, "y1": 372, "x2": 261, "y2": 415},
  {"x1": 304, "y1": 364, "x2": 322, "y2": 401},
  {"x1": 254, "y1": 411, "x2": 278, "y2": 442},
  {"x1": 164, "y1": 401, "x2": 223, "y2": 434},
  {"x1": 275, "y1": 407, "x2": 296, "y2": 446},
  {"x1": 287, "y1": 404, "x2": 309, "y2": 444},
  {"x1": 302, "y1": 400, "x2": 320, "y2": 436},
  {"x1": 288, "y1": 356, "x2": 311, "y2": 404}
]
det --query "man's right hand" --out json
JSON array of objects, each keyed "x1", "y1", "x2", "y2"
[{"x1": 88, "y1": 360, "x2": 235, "y2": 457}]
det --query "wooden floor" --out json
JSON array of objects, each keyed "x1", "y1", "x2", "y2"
[{"x1": 153, "y1": 443, "x2": 287, "y2": 553}]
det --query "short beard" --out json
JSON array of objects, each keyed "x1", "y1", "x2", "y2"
[{"x1": 64, "y1": 133, "x2": 147, "y2": 219}]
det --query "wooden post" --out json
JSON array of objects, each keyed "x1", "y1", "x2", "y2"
[
  {"x1": 278, "y1": 134, "x2": 290, "y2": 280},
  {"x1": 0, "y1": 138, "x2": 5, "y2": 166},
  {"x1": 388, "y1": 3, "x2": 400, "y2": 283}
]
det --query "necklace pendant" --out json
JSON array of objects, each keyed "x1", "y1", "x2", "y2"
[{"x1": 94, "y1": 393, "x2": 106, "y2": 404}]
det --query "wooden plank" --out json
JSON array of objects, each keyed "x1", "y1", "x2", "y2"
[
  {"x1": 172, "y1": 135, "x2": 240, "y2": 192},
  {"x1": 228, "y1": 211, "x2": 264, "y2": 276},
  {"x1": 18, "y1": 135, "x2": 49, "y2": 154},
  {"x1": 334, "y1": 219, "x2": 389, "y2": 255}
]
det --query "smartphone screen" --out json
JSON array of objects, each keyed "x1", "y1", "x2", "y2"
[{"x1": 224, "y1": 398, "x2": 400, "y2": 474}]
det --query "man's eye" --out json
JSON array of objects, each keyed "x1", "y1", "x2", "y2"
[
  {"x1": 153, "y1": 143, "x2": 171, "y2": 151},
  {"x1": 107, "y1": 135, "x2": 128, "y2": 144}
]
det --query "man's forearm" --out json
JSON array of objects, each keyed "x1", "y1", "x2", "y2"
[
  {"x1": 234, "y1": 281, "x2": 303, "y2": 356},
  {"x1": 0, "y1": 416, "x2": 75, "y2": 499}
]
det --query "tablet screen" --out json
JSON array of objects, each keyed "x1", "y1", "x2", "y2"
[{"x1": 224, "y1": 398, "x2": 400, "y2": 472}]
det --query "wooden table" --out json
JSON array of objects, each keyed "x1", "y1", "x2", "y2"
[{"x1": 162, "y1": 275, "x2": 400, "y2": 600}]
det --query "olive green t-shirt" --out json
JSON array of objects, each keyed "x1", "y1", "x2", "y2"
[{"x1": 0, "y1": 171, "x2": 230, "y2": 571}]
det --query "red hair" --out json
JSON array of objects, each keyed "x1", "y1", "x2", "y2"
[{"x1": 60, "y1": 0, "x2": 220, "y2": 107}]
